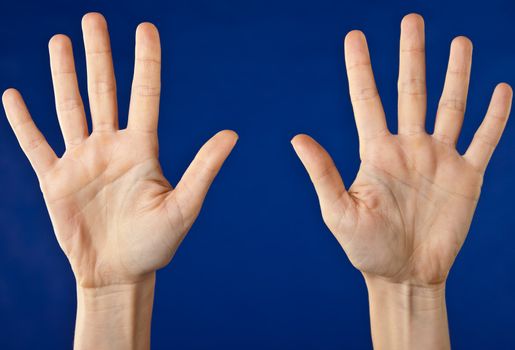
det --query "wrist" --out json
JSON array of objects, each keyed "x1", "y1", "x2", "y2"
[
  {"x1": 364, "y1": 274, "x2": 447, "y2": 313},
  {"x1": 364, "y1": 274, "x2": 450, "y2": 350},
  {"x1": 74, "y1": 273, "x2": 156, "y2": 350}
]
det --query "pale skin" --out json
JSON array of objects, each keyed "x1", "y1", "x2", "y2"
[
  {"x1": 2, "y1": 13, "x2": 238, "y2": 350},
  {"x1": 292, "y1": 13, "x2": 512, "y2": 350}
]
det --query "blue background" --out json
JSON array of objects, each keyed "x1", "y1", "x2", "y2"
[{"x1": 1, "y1": 0, "x2": 514, "y2": 349}]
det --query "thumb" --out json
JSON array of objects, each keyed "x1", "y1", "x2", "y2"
[
  {"x1": 170, "y1": 130, "x2": 238, "y2": 228},
  {"x1": 291, "y1": 134, "x2": 350, "y2": 215}
]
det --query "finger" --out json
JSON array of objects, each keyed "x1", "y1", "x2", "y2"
[
  {"x1": 172, "y1": 130, "x2": 238, "y2": 227},
  {"x1": 82, "y1": 12, "x2": 118, "y2": 131},
  {"x1": 398, "y1": 13, "x2": 427, "y2": 135},
  {"x1": 291, "y1": 134, "x2": 350, "y2": 213},
  {"x1": 127, "y1": 23, "x2": 161, "y2": 132},
  {"x1": 48, "y1": 35, "x2": 88, "y2": 148},
  {"x1": 464, "y1": 83, "x2": 512, "y2": 172},
  {"x1": 2, "y1": 89, "x2": 58, "y2": 175},
  {"x1": 344, "y1": 30, "x2": 388, "y2": 142},
  {"x1": 433, "y1": 36, "x2": 473, "y2": 145}
]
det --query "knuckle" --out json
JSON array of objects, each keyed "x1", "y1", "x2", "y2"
[
  {"x1": 136, "y1": 56, "x2": 161, "y2": 66},
  {"x1": 350, "y1": 87, "x2": 379, "y2": 102},
  {"x1": 12, "y1": 119, "x2": 32, "y2": 132},
  {"x1": 57, "y1": 98, "x2": 83, "y2": 113},
  {"x1": 398, "y1": 78, "x2": 426, "y2": 96},
  {"x1": 432, "y1": 133, "x2": 455, "y2": 146},
  {"x1": 474, "y1": 132, "x2": 497, "y2": 148},
  {"x1": 131, "y1": 84, "x2": 161, "y2": 97},
  {"x1": 439, "y1": 97, "x2": 466, "y2": 113},
  {"x1": 400, "y1": 46, "x2": 425, "y2": 54},
  {"x1": 91, "y1": 79, "x2": 116, "y2": 95},
  {"x1": 92, "y1": 121, "x2": 116, "y2": 131},
  {"x1": 25, "y1": 136, "x2": 45, "y2": 151},
  {"x1": 65, "y1": 136, "x2": 85, "y2": 147},
  {"x1": 346, "y1": 60, "x2": 371, "y2": 72},
  {"x1": 447, "y1": 68, "x2": 470, "y2": 78},
  {"x1": 488, "y1": 110, "x2": 508, "y2": 122}
]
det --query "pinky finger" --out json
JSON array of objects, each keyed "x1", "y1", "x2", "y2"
[
  {"x1": 2, "y1": 89, "x2": 58, "y2": 176},
  {"x1": 464, "y1": 83, "x2": 512, "y2": 173}
]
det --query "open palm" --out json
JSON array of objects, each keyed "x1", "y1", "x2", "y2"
[
  {"x1": 292, "y1": 14, "x2": 512, "y2": 286},
  {"x1": 3, "y1": 13, "x2": 237, "y2": 288}
]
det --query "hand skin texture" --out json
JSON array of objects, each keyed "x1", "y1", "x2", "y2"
[
  {"x1": 2, "y1": 13, "x2": 238, "y2": 350},
  {"x1": 292, "y1": 13, "x2": 512, "y2": 350}
]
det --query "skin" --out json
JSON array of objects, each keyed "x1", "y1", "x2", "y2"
[
  {"x1": 292, "y1": 13, "x2": 512, "y2": 349},
  {"x1": 2, "y1": 13, "x2": 237, "y2": 350}
]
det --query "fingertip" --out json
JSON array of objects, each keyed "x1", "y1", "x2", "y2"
[
  {"x1": 136, "y1": 22, "x2": 160, "y2": 39},
  {"x1": 401, "y1": 13, "x2": 424, "y2": 30},
  {"x1": 2, "y1": 88, "x2": 19, "y2": 105},
  {"x1": 344, "y1": 30, "x2": 369, "y2": 59},
  {"x1": 345, "y1": 30, "x2": 366, "y2": 47},
  {"x1": 135, "y1": 22, "x2": 161, "y2": 57},
  {"x1": 494, "y1": 83, "x2": 513, "y2": 118},
  {"x1": 48, "y1": 34, "x2": 72, "y2": 52},
  {"x1": 451, "y1": 35, "x2": 473, "y2": 53},
  {"x1": 82, "y1": 12, "x2": 107, "y2": 30},
  {"x1": 495, "y1": 82, "x2": 513, "y2": 98},
  {"x1": 291, "y1": 133, "x2": 312, "y2": 148},
  {"x1": 291, "y1": 134, "x2": 324, "y2": 160},
  {"x1": 290, "y1": 133, "x2": 302, "y2": 144},
  {"x1": 214, "y1": 129, "x2": 239, "y2": 147},
  {"x1": 216, "y1": 129, "x2": 238, "y2": 138},
  {"x1": 224, "y1": 129, "x2": 239, "y2": 140},
  {"x1": 290, "y1": 136, "x2": 345, "y2": 201}
]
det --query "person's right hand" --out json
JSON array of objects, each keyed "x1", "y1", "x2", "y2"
[{"x1": 2, "y1": 13, "x2": 238, "y2": 289}]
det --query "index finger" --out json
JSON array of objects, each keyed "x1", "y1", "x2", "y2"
[{"x1": 344, "y1": 30, "x2": 389, "y2": 142}]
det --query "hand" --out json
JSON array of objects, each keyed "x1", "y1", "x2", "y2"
[
  {"x1": 293, "y1": 13, "x2": 511, "y2": 349},
  {"x1": 292, "y1": 14, "x2": 512, "y2": 288},
  {"x1": 2, "y1": 13, "x2": 238, "y2": 289}
]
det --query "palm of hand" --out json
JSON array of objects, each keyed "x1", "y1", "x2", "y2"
[
  {"x1": 330, "y1": 134, "x2": 482, "y2": 285},
  {"x1": 293, "y1": 14, "x2": 511, "y2": 287},
  {"x1": 41, "y1": 131, "x2": 183, "y2": 287},
  {"x1": 3, "y1": 14, "x2": 237, "y2": 288}
]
